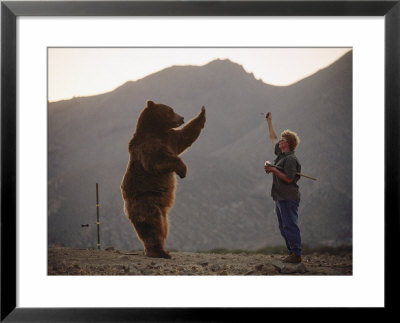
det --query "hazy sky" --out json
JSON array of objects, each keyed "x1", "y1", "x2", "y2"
[{"x1": 48, "y1": 47, "x2": 351, "y2": 102}]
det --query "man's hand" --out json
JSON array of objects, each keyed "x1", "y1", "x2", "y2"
[
  {"x1": 264, "y1": 161, "x2": 274, "y2": 174},
  {"x1": 264, "y1": 165, "x2": 274, "y2": 174},
  {"x1": 266, "y1": 112, "x2": 272, "y2": 121},
  {"x1": 264, "y1": 161, "x2": 294, "y2": 184}
]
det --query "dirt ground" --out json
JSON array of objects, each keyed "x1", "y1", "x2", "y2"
[{"x1": 48, "y1": 246, "x2": 352, "y2": 276}]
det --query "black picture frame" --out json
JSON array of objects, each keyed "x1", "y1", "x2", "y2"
[{"x1": 1, "y1": 1, "x2": 398, "y2": 321}]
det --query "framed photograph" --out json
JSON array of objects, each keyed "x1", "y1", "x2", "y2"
[{"x1": 2, "y1": 0, "x2": 398, "y2": 320}]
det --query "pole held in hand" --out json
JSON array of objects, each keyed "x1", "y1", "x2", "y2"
[{"x1": 264, "y1": 161, "x2": 317, "y2": 181}]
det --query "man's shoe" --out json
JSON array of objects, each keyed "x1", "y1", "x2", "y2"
[
  {"x1": 282, "y1": 253, "x2": 292, "y2": 261},
  {"x1": 283, "y1": 253, "x2": 301, "y2": 264}
]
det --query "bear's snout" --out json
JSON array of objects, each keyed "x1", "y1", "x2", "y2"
[{"x1": 174, "y1": 115, "x2": 184, "y2": 127}]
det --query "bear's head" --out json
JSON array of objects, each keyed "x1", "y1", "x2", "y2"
[{"x1": 135, "y1": 100, "x2": 185, "y2": 134}]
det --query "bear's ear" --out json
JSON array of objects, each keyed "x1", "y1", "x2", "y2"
[{"x1": 146, "y1": 100, "x2": 155, "y2": 108}]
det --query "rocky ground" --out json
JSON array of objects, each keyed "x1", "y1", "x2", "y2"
[{"x1": 48, "y1": 246, "x2": 352, "y2": 276}]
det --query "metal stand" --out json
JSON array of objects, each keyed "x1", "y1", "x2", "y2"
[{"x1": 96, "y1": 183, "x2": 101, "y2": 249}]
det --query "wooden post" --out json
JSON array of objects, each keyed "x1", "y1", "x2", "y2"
[{"x1": 96, "y1": 183, "x2": 101, "y2": 249}]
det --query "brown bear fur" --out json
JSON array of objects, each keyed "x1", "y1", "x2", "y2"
[{"x1": 121, "y1": 100, "x2": 206, "y2": 258}]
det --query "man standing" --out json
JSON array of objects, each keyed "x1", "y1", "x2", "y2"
[{"x1": 264, "y1": 112, "x2": 302, "y2": 263}]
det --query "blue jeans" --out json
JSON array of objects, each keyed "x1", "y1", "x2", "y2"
[{"x1": 275, "y1": 200, "x2": 301, "y2": 256}]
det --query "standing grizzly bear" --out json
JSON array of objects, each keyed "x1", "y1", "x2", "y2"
[{"x1": 121, "y1": 100, "x2": 206, "y2": 258}]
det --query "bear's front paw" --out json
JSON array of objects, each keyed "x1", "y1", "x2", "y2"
[
  {"x1": 176, "y1": 163, "x2": 187, "y2": 178},
  {"x1": 198, "y1": 106, "x2": 206, "y2": 127}
]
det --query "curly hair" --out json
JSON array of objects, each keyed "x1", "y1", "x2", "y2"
[{"x1": 281, "y1": 129, "x2": 300, "y2": 151}]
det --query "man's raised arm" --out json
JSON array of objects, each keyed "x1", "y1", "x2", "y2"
[{"x1": 266, "y1": 112, "x2": 279, "y2": 147}]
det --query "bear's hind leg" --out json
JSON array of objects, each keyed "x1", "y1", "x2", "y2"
[{"x1": 128, "y1": 201, "x2": 171, "y2": 259}]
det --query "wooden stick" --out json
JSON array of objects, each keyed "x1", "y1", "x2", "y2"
[
  {"x1": 296, "y1": 172, "x2": 317, "y2": 181},
  {"x1": 265, "y1": 161, "x2": 317, "y2": 181}
]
